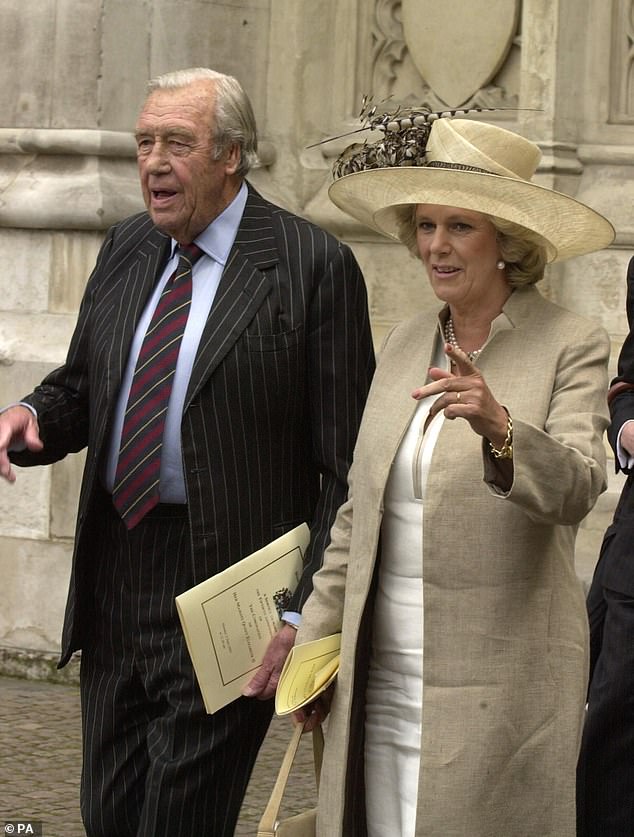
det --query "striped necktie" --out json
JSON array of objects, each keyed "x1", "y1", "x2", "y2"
[{"x1": 112, "y1": 243, "x2": 204, "y2": 529}]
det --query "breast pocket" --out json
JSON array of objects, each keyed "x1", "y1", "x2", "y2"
[
  {"x1": 240, "y1": 326, "x2": 306, "y2": 407},
  {"x1": 244, "y1": 327, "x2": 302, "y2": 353}
]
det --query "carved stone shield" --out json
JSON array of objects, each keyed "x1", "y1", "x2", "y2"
[{"x1": 401, "y1": 0, "x2": 520, "y2": 106}]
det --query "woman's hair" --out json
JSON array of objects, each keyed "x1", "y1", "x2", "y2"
[
  {"x1": 488, "y1": 215, "x2": 548, "y2": 287},
  {"x1": 147, "y1": 67, "x2": 259, "y2": 177},
  {"x1": 394, "y1": 205, "x2": 548, "y2": 287}
]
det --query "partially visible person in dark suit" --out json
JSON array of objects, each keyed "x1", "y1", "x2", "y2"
[
  {"x1": 0, "y1": 67, "x2": 374, "y2": 837},
  {"x1": 577, "y1": 255, "x2": 634, "y2": 837}
]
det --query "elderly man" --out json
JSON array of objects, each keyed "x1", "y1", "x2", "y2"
[{"x1": 0, "y1": 68, "x2": 374, "y2": 837}]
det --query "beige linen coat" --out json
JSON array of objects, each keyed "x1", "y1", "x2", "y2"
[{"x1": 296, "y1": 285, "x2": 610, "y2": 837}]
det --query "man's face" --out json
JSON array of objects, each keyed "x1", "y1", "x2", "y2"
[{"x1": 135, "y1": 80, "x2": 241, "y2": 244}]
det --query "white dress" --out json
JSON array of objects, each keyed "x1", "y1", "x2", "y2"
[{"x1": 364, "y1": 356, "x2": 446, "y2": 837}]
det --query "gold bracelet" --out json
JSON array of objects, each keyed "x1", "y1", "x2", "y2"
[{"x1": 489, "y1": 412, "x2": 513, "y2": 460}]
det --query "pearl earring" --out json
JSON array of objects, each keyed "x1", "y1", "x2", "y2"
[{"x1": 496, "y1": 260, "x2": 506, "y2": 270}]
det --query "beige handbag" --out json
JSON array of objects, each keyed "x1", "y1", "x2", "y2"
[{"x1": 257, "y1": 722, "x2": 324, "y2": 837}]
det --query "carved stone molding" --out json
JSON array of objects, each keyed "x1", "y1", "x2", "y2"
[
  {"x1": 370, "y1": 0, "x2": 407, "y2": 98},
  {"x1": 0, "y1": 129, "x2": 276, "y2": 230},
  {"x1": 610, "y1": 0, "x2": 634, "y2": 123},
  {"x1": 402, "y1": 0, "x2": 519, "y2": 106},
  {"x1": 367, "y1": 0, "x2": 520, "y2": 111},
  {"x1": 0, "y1": 129, "x2": 136, "y2": 158},
  {"x1": 305, "y1": 0, "x2": 522, "y2": 237},
  {"x1": 0, "y1": 129, "x2": 277, "y2": 165}
]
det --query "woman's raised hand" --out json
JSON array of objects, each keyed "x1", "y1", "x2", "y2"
[{"x1": 412, "y1": 343, "x2": 508, "y2": 448}]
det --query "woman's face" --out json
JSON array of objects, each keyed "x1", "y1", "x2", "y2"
[{"x1": 415, "y1": 204, "x2": 508, "y2": 311}]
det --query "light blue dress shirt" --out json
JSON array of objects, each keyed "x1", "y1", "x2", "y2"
[{"x1": 103, "y1": 182, "x2": 248, "y2": 502}]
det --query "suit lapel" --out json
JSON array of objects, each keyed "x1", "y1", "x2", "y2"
[
  {"x1": 185, "y1": 186, "x2": 279, "y2": 406},
  {"x1": 83, "y1": 217, "x2": 170, "y2": 488},
  {"x1": 89, "y1": 220, "x2": 170, "y2": 433},
  {"x1": 105, "y1": 231, "x2": 171, "y2": 389}
]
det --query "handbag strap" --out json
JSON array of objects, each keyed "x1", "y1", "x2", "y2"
[{"x1": 258, "y1": 722, "x2": 324, "y2": 835}]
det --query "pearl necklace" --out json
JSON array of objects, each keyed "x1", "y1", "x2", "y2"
[{"x1": 444, "y1": 316, "x2": 483, "y2": 362}]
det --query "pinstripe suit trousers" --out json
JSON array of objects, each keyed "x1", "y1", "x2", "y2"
[{"x1": 79, "y1": 496, "x2": 273, "y2": 837}]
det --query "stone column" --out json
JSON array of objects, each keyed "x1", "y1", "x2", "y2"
[{"x1": 0, "y1": 0, "x2": 142, "y2": 670}]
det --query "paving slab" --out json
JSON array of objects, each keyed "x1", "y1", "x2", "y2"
[{"x1": 0, "y1": 676, "x2": 316, "y2": 837}]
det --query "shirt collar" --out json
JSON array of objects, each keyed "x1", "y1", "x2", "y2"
[
  {"x1": 169, "y1": 181, "x2": 248, "y2": 266},
  {"x1": 435, "y1": 297, "x2": 515, "y2": 356}
]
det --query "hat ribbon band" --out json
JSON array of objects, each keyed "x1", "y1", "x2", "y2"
[{"x1": 425, "y1": 161, "x2": 500, "y2": 175}]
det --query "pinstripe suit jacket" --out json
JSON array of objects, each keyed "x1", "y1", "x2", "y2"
[{"x1": 13, "y1": 184, "x2": 375, "y2": 666}]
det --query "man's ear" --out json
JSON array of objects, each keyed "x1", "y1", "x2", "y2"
[{"x1": 224, "y1": 143, "x2": 241, "y2": 175}]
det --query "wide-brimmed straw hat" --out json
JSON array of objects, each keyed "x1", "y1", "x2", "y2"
[{"x1": 328, "y1": 116, "x2": 614, "y2": 262}]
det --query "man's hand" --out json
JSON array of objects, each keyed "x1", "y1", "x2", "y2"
[
  {"x1": 621, "y1": 421, "x2": 634, "y2": 458},
  {"x1": 241, "y1": 623, "x2": 297, "y2": 700},
  {"x1": 0, "y1": 405, "x2": 43, "y2": 482}
]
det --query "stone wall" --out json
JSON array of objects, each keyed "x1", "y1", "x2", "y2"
[{"x1": 1, "y1": 0, "x2": 633, "y2": 675}]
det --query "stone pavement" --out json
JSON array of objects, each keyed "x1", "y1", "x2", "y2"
[{"x1": 0, "y1": 675, "x2": 316, "y2": 837}]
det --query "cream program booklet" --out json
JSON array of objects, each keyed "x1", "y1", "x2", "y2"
[
  {"x1": 176, "y1": 523, "x2": 309, "y2": 714},
  {"x1": 275, "y1": 633, "x2": 341, "y2": 715}
]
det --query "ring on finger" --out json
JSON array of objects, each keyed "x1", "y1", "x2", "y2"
[{"x1": 455, "y1": 391, "x2": 461, "y2": 402}]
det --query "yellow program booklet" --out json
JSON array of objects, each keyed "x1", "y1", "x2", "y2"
[
  {"x1": 175, "y1": 523, "x2": 309, "y2": 714},
  {"x1": 275, "y1": 633, "x2": 341, "y2": 715}
]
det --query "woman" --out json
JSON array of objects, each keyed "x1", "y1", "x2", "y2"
[{"x1": 292, "y1": 116, "x2": 614, "y2": 836}]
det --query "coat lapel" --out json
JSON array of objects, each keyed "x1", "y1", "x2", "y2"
[
  {"x1": 86, "y1": 217, "x2": 170, "y2": 492},
  {"x1": 185, "y1": 186, "x2": 279, "y2": 406},
  {"x1": 101, "y1": 222, "x2": 171, "y2": 394},
  {"x1": 362, "y1": 312, "x2": 440, "y2": 494}
]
